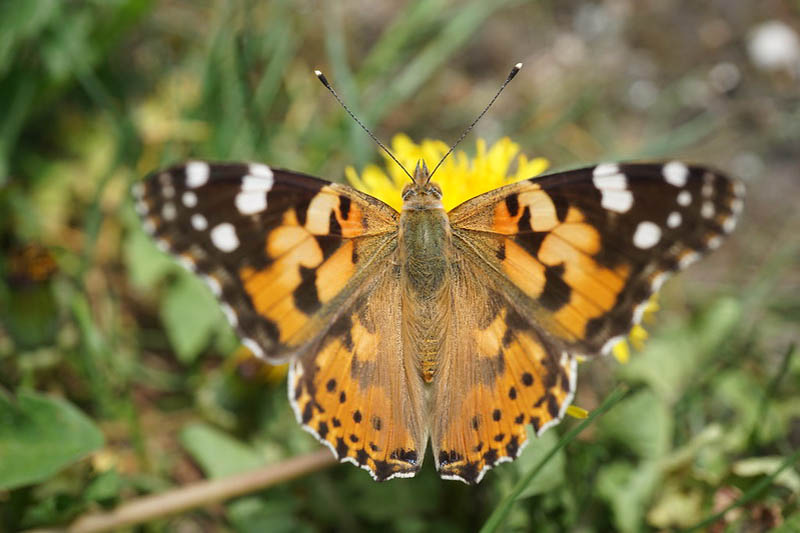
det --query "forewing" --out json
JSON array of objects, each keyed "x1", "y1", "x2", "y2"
[
  {"x1": 431, "y1": 257, "x2": 577, "y2": 484},
  {"x1": 133, "y1": 161, "x2": 399, "y2": 362},
  {"x1": 448, "y1": 162, "x2": 744, "y2": 356},
  {"x1": 289, "y1": 265, "x2": 428, "y2": 481}
]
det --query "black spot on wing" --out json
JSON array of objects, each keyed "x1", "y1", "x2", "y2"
[
  {"x1": 315, "y1": 235, "x2": 341, "y2": 260},
  {"x1": 540, "y1": 263, "x2": 571, "y2": 312},
  {"x1": 339, "y1": 195, "x2": 351, "y2": 220},
  {"x1": 335, "y1": 437, "x2": 348, "y2": 458},
  {"x1": 294, "y1": 266, "x2": 321, "y2": 314},
  {"x1": 328, "y1": 209, "x2": 342, "y2": 235},
  {"x1": 505, "y1": 195, "x2": 520, "y2": 217},
  {"x1": 547, "y1": 395, "x2": 560, "y2": 419},
  {"x1": 506, "y1": 435, "x2": 520, "y2": 457},
  {"x1": 355, "y1": 448, "x2": 368, "y2": 465},
  {"x1": 483, "y1": 448, "x2": 498, "y2": 466}
]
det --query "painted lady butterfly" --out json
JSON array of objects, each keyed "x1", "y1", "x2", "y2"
[{"x1": 133, "y1": 69, "x2": 743, "y2": 484}]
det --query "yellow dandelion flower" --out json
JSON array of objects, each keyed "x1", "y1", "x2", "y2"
[{"x1": 346, "y1": 134, "x2": 550, "y2": 211}]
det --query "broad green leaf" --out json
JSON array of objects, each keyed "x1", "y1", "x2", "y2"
[
  {"x1": 123, "y1": 225, "x2": 175, "y2": 288},
  {"x1": 160, "y1": 272, "x2": 222, "y2": 363},
  {"x1": 516, "y1": 429, "x2": 565, "y2": 498},
  {"x1": 180, "y1": 422, "x2": 264, "y2": 478},
  {"x1": 599, "y1": 389, "x2": 672, "y2": 459},
  {"x1": 0, "y1": 389, "x2": 104, "y2": 490},
  {"x1": 228, "y1": 498, "x2": 309, "y2": 533},
  {"x1": 596, "y1": 460, "x2": 661, "y2": 533}
]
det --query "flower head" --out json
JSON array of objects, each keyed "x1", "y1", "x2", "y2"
[{"x1": 345, "y1": 134, "x2": 550, "y2": 211}]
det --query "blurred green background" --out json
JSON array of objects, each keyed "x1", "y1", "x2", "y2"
[{"x1": 1, "y1": 1, "x2": 799, "y2": 531}]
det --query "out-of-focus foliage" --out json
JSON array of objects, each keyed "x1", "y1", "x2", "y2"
[{"x1": 1, "y1": 1, "x2": 798, "y2": 531}]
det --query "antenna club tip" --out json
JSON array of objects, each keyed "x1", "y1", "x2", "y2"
[
  {"x1": 314, "y1": 70, "x2": 330, "y2": 87},
  {"x1": 514, "y1": 62, "x2": 523, "y2": 69}
]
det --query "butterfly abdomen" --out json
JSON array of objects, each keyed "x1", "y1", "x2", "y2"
[{"x1": 399, "y1": 206, "x2": 453, "y2": 383}]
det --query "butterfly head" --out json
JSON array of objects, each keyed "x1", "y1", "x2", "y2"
[{"x1": 402, "y1": 160, "x2": 443, "y2": 210}]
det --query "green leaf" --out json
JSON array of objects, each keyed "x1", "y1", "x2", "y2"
[
  {"x1": 160, "y1": 272, "x2": 223, "y2": 363},
  {"x1": 228, "y1": 498, "x2": 309, "y2": 533},
  {"x1": 0, "y1": 389, "x2": 104, "y2": 490},
  {"x1": 596, "y1": 460, "x2": 661, "y2": 533},
  {"x1": 83, "y1": 468, "x2": 123, "y2": 505},
  {"x1": 599, "y1": 389, "x2": 672, "y2": 459},
  {"x1": 180, "y1": 422, "x2": 264, "y2": 478},
  {"x1": 123, "y1": 225, "x2": 175, "y2": 288},
  {"x1": 516, "y1": 429, "x2": 565, "y2": 498}
]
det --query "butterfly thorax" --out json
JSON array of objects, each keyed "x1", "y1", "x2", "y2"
[{"x1": 398, "y1": 161, "x2": 452, "y2": 383}]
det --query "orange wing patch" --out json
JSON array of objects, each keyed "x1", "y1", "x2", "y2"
[
  {"x1": 451, "y1": 180, "x2": 633, "y2": 348},
  {"x1": 289, "y1": 268, "x2": 427, "y2": 481},
  {"x1": 239, "y1": 187, "x2": 399, "y2": 352},
  {"x1": 431, "y1": 268, "x2": 577, "y2": 484}
]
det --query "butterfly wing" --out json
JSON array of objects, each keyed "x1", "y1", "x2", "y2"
[
  {"x1": 431, "y1": 256, "x2": 577, "y2": 483},
  {"x1": 132, "y1": 161, "x2": 399, "y2": 362},
  {"x1": 134, "y1": 161, "x2": 426, "y2": 479},
  {"x1": 448, "y1": 162, "x2": 744, "y2": 356},
  {"x1": 289, "y1": 265, "x2": 427, "y2": 481},
  {"x1": 432, "y1": 162, "x2": 743, "y2": 483}
]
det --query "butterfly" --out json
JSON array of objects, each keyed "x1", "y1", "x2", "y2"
[{"x1": 133, "y1": 153, "x2": 742, "y2": 483}]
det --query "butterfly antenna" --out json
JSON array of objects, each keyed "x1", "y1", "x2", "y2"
[
  {"x1": 428, "y1": 62, "x2": 522, "y2": 181},
  {"x1": 315, "y1": 70, "x2": 414, "y2": 181}
]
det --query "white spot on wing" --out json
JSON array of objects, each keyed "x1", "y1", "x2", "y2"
[
  {"x1": 593, "y1": 165, "x2": 633, "y2": 213},
  {"x1": 210, "y1": 222, "x2": 239, "y2": 252},
  {"x1": 667, "y1": 211, "x2": 682, "y2": 228},
  {"x1": 663, "y1": 161, "x2": 689, "y2": 187},
  {"x1": 679, "y1": 251, "x2": 700, "y2": 269},
  {"x1": 162, "y1": 202, "x2": 176, "y2": 220},
  {"x1": 163, "y1": 183, "x2": 175, "y2": 198},
  {"x1": 242, "y1": 338, "x2": 265, "y2": 358},
  {"x1": 593, "y1": 163, "x2": 620, "y2": 177},
  {"x1": 235, "y1": 169, "x2": 274, "y2": 215},
  {"x1": 221, "y1": 303, "x2": 238, "y2": 327},
  {"x1": 730, "y1": 198, "x2": 743, "y2": 215},
  {"x1": 677, "y1": 190, "x2": 692, "y2": 206},
  {"x1": 633, "y1": 221, "x2": 662, "y2": 249},
  {"x1": 235, "y1": 191, "x2": 267, "y2": 215},
  {"x1": 131, "y1": 182, "x2": 144, "y2": 198},
  {"x1": 707, "y1": 235, "x2": 723, "y2": 250},
  {"x1": 191, "y1": 213, "x2": 208, "y2": 231},
  {"x1": 248, "y1": 163, "x2": 274, "y2": 180},
  {"x1": 135, "y1": 200, "x2": 148, "y2": 215},
  {"x1": 601, "y1": 190, "x2": 634, "y2": 213},
  {"x1": 142, "y1": 218, "x2": 156, "y2": 234},
  {"x1": 182, "y1": 191, "x2": 198, "y2": 207},
  {"x1": 177, "y1": 256, "x2": 196, "y2": 272},
  {"x1": 201, "y1": 274, "x2": 222, "y2": 296},
  {"x1": 186, "y1": 161, "x2": 210, "y2": 188},
  {"x1": 701, "y1": 201, "x2": 715, "y2": 219},
  {"x1": 722, "y1": 216, "x2": 737, "y2": 233},
  {"x1": 593, "y1": 171, "x2": 627, "y2": 190}
]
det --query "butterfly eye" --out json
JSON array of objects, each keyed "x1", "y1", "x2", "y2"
[
  {"x1": 430, "y1": 184, "x2": 443, "y2": 198},
  {"x1": 402, "y1": 188, "x2": 417, "y2": 200}
]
